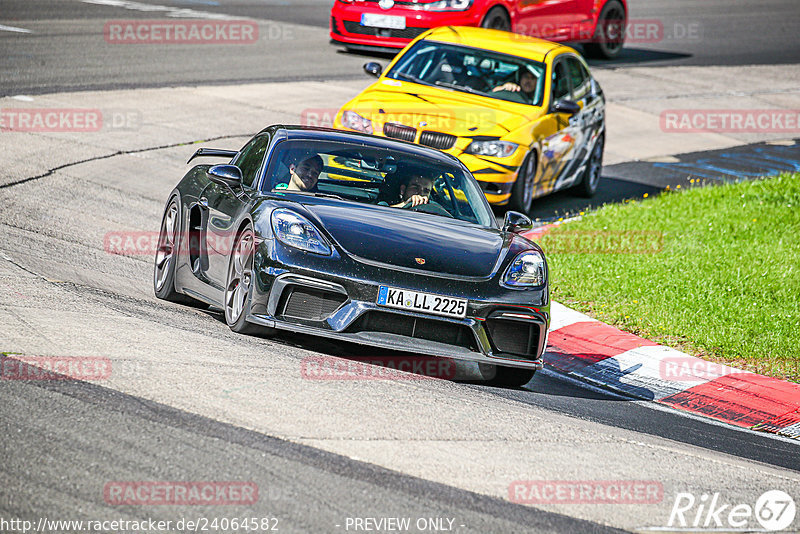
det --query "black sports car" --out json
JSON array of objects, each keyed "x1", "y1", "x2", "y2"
[{"x1": 154, "y1": 126, "x2": 549, "y2": 386}]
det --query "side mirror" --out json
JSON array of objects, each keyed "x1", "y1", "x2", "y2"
[
  {"x1": 208, "y1": 164, "x2": 243, "y2": 188},
  {"x1": 363, "y1": 62, "x2": 383, "y2": 78},
  {"x1": 551, "y1": 99, "x2": 581, "y2": 115},
  {"x1": 502, "y1": 211, "x2": 533, "y2": 234}
]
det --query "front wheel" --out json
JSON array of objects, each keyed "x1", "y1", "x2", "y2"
[
  {"x1": 224, "y1": 225, "x2": 261, "y2": 335},
  {"x1": 583, "y1": 0, "x2": 626, "y2": 59},
  {"x1": 509, "y1": 150, "x2": 537, "y2": 213}
]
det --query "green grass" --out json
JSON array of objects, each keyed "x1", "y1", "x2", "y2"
[{"x1": 540, "y1": 173, "x2": 800, "y2": 382}]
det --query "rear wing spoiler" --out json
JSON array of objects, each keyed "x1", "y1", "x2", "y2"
[{"x1": 187, "y1": 148, "x2": 238, "y2": 164}]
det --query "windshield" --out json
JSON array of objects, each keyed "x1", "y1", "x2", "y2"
[
  {"x1": 385, "y1": 40, "x2": 546, "y2": 107},
  {"x1": 262, "y1": 139, "x2": 496, "y2": 227}
]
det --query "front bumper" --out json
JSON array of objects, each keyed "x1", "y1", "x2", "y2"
[
  {"x1": 247, "y1": 240, "x2": 549, "y2": 370},
  {"x1": 330, "y1": 3, "x2": 482, "y2": 49}
]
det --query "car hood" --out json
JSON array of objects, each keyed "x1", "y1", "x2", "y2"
[
  {"x1": 348, "y1": 80, "x2": 544, "y2": 138},
  {"x1": 301, "y1": 202, "x2": 509, "y2": 278}
]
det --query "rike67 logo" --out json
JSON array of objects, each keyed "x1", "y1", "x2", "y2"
[{"x1": 666, "y1": 490, "x2": 796, "y2": 531}]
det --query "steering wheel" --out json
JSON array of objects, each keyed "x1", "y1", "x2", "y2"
[{"x1": 401, "y1": 199, "x2": 454, "y2": 218}]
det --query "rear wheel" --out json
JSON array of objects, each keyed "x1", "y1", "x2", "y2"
[
  {"x1": 583, "y1": 0, "x2": 626, "y2": 59},
  {"x1": 509, "y1": 150, "x2": 537, "y2": 213},
  {"x1": 573, "y1": 134, "x2": 604, "y2": 197},
  {"x1": 224, "y1": 224, "x2": 261, "y2": 335},
  {"x1": 154, "y1": 197, "x2": 194, "y2": 304},
  {"x1": 481, "y1": 6, "x2": 511, "y2": 32}
]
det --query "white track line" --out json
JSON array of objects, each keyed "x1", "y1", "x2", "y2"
[
  {"x1": 0, "y1": 24, "x2": 32, "y2": 33},
  {"x1": 81, "y1": 0, "x2": 238, "y2": 20}
]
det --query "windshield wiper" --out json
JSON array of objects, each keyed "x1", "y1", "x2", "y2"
[
  {"x1": 395, "y1": 72, "x2": 428, "y2": 86},
  {"x1": 291, "y1": 191, "x2": 345, "y2": 200},
  {"x1": 434, "y1": 80, "x2": 489, "y2": 97}
]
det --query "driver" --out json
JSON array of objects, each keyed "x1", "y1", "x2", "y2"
[
  {"x1": 492, "y1": 65, "x2": 538, "y2": 103},
  {"x1": 390, "y1": 174, "x2": 433, "y2": 208},
  {"x1": 284, "y1": 154, "x2": 324, "y2": 191}
]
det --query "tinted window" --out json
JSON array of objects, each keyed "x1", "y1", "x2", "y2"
[
  {"x1": 566, "y1": 57, "x2": 591, "y2": 101},
  {"x1": 262, "y1": 139, "x2": 495, "y2": 227},
  {"x1": 234, "y1": 134, "x2": 269, "y2": 188},
  {"x1": 551, "y1": 60, "x2": 570, "y2": 102}
]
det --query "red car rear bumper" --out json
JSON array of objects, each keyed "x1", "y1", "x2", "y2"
[{"x1": 330, "y1": 1, "x2": 484, "y2": 49}]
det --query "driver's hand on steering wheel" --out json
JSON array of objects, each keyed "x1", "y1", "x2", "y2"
[
  {"x1": 393, "y1": 195, "x2": 429, "y2": 208},
  {"x1": 493, "y1": 82, "x2": 521, "y2": 93},
  {"x1": 407, "y1": 194, "x2": 430, "y2": 207}
]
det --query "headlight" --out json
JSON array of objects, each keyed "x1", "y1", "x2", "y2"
[
  {"x1": 422, "y1": 0, "x2": 473, "y2": 11},
  {"x1": 503, "y1": 251, "x2": 546, "y2": 288},
  {"x1": 465, "y1": 140, "x2": 518, "y2": 157},
  {"x1": 341, "y1": 110, "x2": 373, "y2": 134},
  {"x1": 271, "y1": 209, "x2": 332, "y2": 256}
]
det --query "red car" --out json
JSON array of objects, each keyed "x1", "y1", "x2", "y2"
[{"x1": 330, "y1": 0, "x2": 627, "y2": 59}]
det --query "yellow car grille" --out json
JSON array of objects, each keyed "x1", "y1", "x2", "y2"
[
  {"x1": 383, "y1": 123, "x2": 457, "y2": 151},
  {"x1": 383, "y1": 122, "x2": 417, "y2": 143}
]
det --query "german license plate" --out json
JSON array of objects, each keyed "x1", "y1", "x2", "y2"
[
  {"x1": 361, "y1": 13, "x2": 406, "y2": 29},
  {"x1": 377, "y1": 286, "x2": 467, "y2": 319}
]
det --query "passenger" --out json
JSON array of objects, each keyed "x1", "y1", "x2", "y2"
[{"x1": 284, "y1": 154, "x2": 324, "y2": 191}]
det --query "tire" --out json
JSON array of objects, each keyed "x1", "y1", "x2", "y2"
[
  {"x1": 154, "y1": 196, "x2": 194, "y2": 304},
  {"x1": 509, "y1": 150, "x2": 537, "y2": 213},
  {"x1": 573, "y1": 134, "x2": 604, "y2": 198},
  {"x1": 224, "y1": 224, "x2": 262, "y2": 335},
  {"x1": 481, "y1": 6, "x2": 511, "y2": 32},
  {"x1": 486, "y1": 366, "x2": 537, "y2": 388},
  {"x1": 583, "y1": 0, "x2": 626, "y2": 59}
]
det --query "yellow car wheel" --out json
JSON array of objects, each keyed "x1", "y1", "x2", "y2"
[{"x1": 509, "y1": 150, "x2": 537, "y2": 213}]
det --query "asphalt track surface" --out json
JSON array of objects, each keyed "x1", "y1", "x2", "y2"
[
  {"x1": 2, "y1": 0, "x2": 800, "y2": 95},
  {"x1": 2, "y1": 1, "x2": 800, "y2": 533},
  {"x1": 1, "y1": 377, "x2": 624, "y2": 533}
]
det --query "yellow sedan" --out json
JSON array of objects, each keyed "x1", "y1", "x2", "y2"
[{"x1": 333, "y1": 26, "x2": 605, "y2": 212}]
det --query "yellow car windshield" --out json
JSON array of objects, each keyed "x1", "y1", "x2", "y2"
[{"x1": 386, "y1": 40, "x2": 546, "y2": 107}]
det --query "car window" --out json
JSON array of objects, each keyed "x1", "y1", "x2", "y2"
[
  {"x1": 262, "y1": 139, "x2": 495, "y2": 227},
  {"x1": 565, "y1": 56, "x2": 591, "y2": 101},
  {"x1": 551, "y1": 59, "x2": 571, "y2": 102},
  {"x1": 386, "y1": 40, "x2": 546, "y2": 107},
  {"x1": 233, "y1": 134, "x2": 269, "y2": 188}
]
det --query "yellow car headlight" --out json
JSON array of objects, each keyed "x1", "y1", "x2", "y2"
[
  {"x1": 465, "y1": 140, "x2": 518, "y2": 158},
  {"x1": 341, "y1": 111, "x2": 373, "y2": 134}
]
